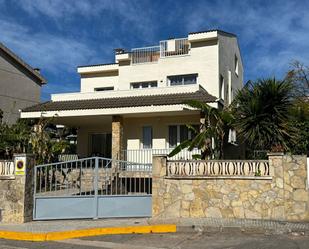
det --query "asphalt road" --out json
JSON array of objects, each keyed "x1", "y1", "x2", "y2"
[{"x1": 1, "y1": 230, "x2": 309, "y2": 249}]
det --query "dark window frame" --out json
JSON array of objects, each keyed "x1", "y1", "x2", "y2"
[
  {"x1": 130, "y1": 81, "x2": 158, "y2": 89},
  {"x1": 167, "y1": 74, "x2": 198, "y2": 86},
  {"x1": 94, "y1": 87, "x2": 114, "y2": 92},
  {"x1": 142, "y1": 126, "x2": 153, "y2": 149},
  {"x1": 168, "y1": 124, "x2": 199, "y2": 148}
]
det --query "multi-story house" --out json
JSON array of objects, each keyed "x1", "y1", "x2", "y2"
[
  {"x1": 21, "y1": 29, "x2": 243, "y2": 163},
  {"x1": 0, "y1": 43, "x2": 46, "y2": 124}
]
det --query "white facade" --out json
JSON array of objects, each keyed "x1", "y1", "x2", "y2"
[
  {"x1": 75, "y1": 30, "x2": 243, "y2": 104},
  {"x1": 21, "y1": 30, "x2": 244, "y2": 160}
]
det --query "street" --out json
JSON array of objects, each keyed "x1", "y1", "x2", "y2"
[{"x1": 1, "y1": 229, "x2": 309, "y2": 249}]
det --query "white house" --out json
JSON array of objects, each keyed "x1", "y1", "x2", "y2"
[{"x1": 21, "y1": 29, "x2": 243, "y2": 163}]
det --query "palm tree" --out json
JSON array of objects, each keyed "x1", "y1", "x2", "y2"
[
  {"x1": 232, "y1": 78, "x2": 295, "y2": 152},
  {"x1": 168, "y1": 100, "x2": 233, "y2": 159}
]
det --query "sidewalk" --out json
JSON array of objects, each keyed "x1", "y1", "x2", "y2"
[
  {"x1": 151, "y1": 217, "x2": 309, "y2": 234},
  {"x1": 1, "y1": 217, "x2": 309, "y2": 241},
  {"x1": 0, "y1": 218, "x2": 175, "y2": 241},
  {"x1": 0, "y1": 218, "x2": 152, "y2": 233}
]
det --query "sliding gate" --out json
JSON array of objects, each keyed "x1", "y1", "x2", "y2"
[{"x1": 33, "y1": 157, "x2": 152, "y2": 220}]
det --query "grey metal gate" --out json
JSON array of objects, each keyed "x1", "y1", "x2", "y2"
[{"x1": 33, "y1": 157, "x2": 152, "y2": 220}]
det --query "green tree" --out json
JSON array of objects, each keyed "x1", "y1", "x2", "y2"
[
  {"x1": 232, "y1": 78, "x2": 295, "y2": 152},
  {"x1": 0, "y1": 118, "x2": 33, "y2": 158},
  {"x1": 169, "y1": 100, "x2": 233, "y2": 159},
  {"x1": 285, "y1": 61, "x2": 309, "y2": 155},
  {"x1": 285, "y1": 60, "x2": 309, "y2": 99}
]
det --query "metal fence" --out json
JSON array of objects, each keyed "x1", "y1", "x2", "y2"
[
  {"x1": 160, "y1": 38, "x2": 189, "y2": 57},
  {"x1": 33, "y1": 157, "x2": 152, "y2": 220},
  {"x1": 122, "y1": 148, "x2": 201, "y2": 164},
  {"x1": 0, "y1": 160, "x2": 14, "y2": 177},
  {"x1": 131, "y1": 38, "x2": 189, "y2": 64},
  {"x1": 34, "y1": 157, "x2": 152, "y2": 197},
  {"x1": 131, "y1": 46, "x2": 160, "y2": 64},
  {"x1": 167, "y1": 160, "x2": 270, "y2": 178}
]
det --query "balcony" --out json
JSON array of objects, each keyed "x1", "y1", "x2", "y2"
[{"x1": 131, "y1": 38, "x2": 189, "y2": 64}]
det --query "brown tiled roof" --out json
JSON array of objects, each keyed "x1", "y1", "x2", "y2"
[
  {"x1": 0, "y1": 42, "x2": 47, "y2": 84},
  {"x1": 22, "y1": 89, "x2": 217, "y2": 112}
]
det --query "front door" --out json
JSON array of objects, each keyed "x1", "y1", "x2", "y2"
[{"x1": 90, "y1": 133, "x2": 112, "y2": 158}]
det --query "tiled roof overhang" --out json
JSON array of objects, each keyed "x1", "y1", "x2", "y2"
[{"x1": 22, "y1": 89, "x2": 217, "y2": 113}]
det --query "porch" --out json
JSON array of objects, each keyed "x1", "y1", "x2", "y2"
[{"x1": 52, "y1": 113, "x2": 202, "y2": 164}]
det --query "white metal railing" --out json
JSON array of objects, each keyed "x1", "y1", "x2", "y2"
[
  {"x1": 131, "y1": 46, "x2": 160, "y2": 64},
  {"x1": 167, "y1": 160, "x2": 270, "y2": 178},
  {"x1": 122, "y1": 148, "x2": 201, "y2": 164},
  {"x1": 0, "y1": 160, "x2": 14, "y2": 177},
  {"x1": 131, "y1": 38, "x2": 189, "y2": 64},
  {"x1": 160, "y1": 38, "x2": 189, "y2": 58}
]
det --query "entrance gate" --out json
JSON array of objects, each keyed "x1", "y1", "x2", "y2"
[{"x1": 33, "y1": 157, "x2": 152, "y2": 220}]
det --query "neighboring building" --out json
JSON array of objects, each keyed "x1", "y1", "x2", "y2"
[
  {"x1": 0, "y1": 43, "x2": 46, "y2": 124},
  {"x1": 21, "y1": 29, "x2": 243, "y2": 162}
]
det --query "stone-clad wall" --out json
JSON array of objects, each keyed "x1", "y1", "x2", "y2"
[
  {"x1": 0, "y1": 176, "x2": 25, "y2": 223},
  {"x1": 0, "y1": 155, "x2": 34, "y2": 223},
  {"x1": 152, "y1": 154, "x2": 309, "y2": 222}
]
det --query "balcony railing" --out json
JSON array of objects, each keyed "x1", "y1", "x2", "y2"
[
  {"x1": 131, "y1": 46, "x2": 160, "y2": 64},
  {"x1": 131, "y1": 38, "x2": 189, "y2": 64},
  {"x1": 167, "y1": 160, "x2": 270, "y2": 178},
  {"x1": 122, "y1": 148, "x2": 201, "y2": 164},
  {"x1": 0, "y1": 160, "x2": 14, "y2": 178},
  {"x1": 160, "y1": 38, "x2": 190, "y2": 58}
]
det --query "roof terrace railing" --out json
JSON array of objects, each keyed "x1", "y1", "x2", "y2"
[
  {"x1": 160, "y1": 38, "x2": 190, "y2": 58},
  {"x1": 131, "y1": 46, "x2": 160, "y2": 64},
  {"x1": 131, "y1": 38, "x2": 189, "y2": 64}
]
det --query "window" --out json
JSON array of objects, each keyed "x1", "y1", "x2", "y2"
[
  {"x1": 94, "y1": 87, "x2": 114, "y2": 92},
  {"x1": 142, "y1": 126, "x2": 152, "y2": 149},
  {"x1": 235, "y1": 55, "x2": 239, "y2": 76},
  {"x1": 180, "y1": 125, "x2": 189, "y2": 143},
  {"x1": 131, "y1": 81, "x2": 157, "y2": 89},
  {"x1": 167, "y1": 74, "x2": 197, "y2": 86},
  {"x1": 168, "y1": 124, "x2": 199, "y2": 148},
  {"x1": 89, "y1": 133, "x2": 111, "y2": 157},
  {"x1": 168, "y1": 126, "x2": 177, "y2": 148},
  {"x1": 219, "y1": 74, "x2": 224, "y2": 100}
]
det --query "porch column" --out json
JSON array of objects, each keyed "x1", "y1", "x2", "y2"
[{"x1": 112, "y1": 115, "x2": 123, "y2": 160}]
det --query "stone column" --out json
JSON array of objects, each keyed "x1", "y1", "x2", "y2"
[
  {"x1": 112, "y1": 115, "x2": 123, "y2": 161},
  {"x1": 152, "y1": 155, "x2": 167, "y2": 217},
  {"x1": 0, "y1": 154, "x2": 35, "y2": 223},
  {"x1": 267, "y1": 152, "x2": 285, "y2": 220},
  {"x1": 282, "y1": 155, "x2": 309, "y2": 221}
]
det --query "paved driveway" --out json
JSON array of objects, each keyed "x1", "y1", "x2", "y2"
[{"x1": 0, "y1": 229, "x2": 309, "y2": 249}]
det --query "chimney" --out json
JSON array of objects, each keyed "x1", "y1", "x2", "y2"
[
  {"x1": 114, "y1": 48, "x2": 125, "y2": 54},
  {"x1": 33, "y1": 68, "x2": 41, "y2": 74}
]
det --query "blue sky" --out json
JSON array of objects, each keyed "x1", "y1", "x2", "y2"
[{"x1": 1, "y1": 0, "x2": 308, "y2": 101}]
